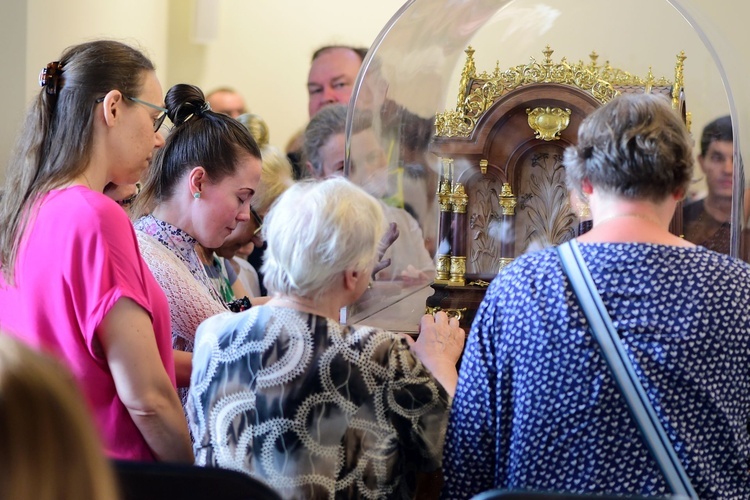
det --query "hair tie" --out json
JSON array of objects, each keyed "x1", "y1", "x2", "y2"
[
  {"x1": 197, "y1": 101, "x2": 211, "y2": 116},
  {"x1": 38, "y1": 61, "x2": 63, "y2": 95}
]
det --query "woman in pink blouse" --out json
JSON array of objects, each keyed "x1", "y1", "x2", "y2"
[{"x1": 0, "y1": 40, "x2": 192, "y2": 462}]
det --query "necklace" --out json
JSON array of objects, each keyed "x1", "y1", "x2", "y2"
[{"x1": 594, "y1": 212, "x2": 663, "y2": 227}]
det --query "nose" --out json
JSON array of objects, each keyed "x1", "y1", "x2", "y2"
[
  {"x1": 723, "y1": 157, "x2": 734, "y2": 174},
  {"x1": 236, "y1": 209, "x2": 251, "y2": 222},
  {"x1": 322, "y1": 85, "x2": 338, "y2": 104}
]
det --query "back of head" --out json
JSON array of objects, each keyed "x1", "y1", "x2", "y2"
[
  {"x1": 1, "y1": 40, "x2": 154, "y2": 280},
  {"x1": 132, "y1": 84, "x2": 261, "y2": 218},
  {"x1": 262, "y1": 177, "x2": 386, "y2": 298},
  {"x1": 0, "y1": 334, "x2": 119, "y2": 500},
  {"x1": 700, "y1": 115, "x2": 732, "y2": 156},
  {"x1": 563, "y1": 93, "x2": 693, "y2": 202},
  {"x1": 252, "y1": 145, "x2": 295, "y2": 215}
]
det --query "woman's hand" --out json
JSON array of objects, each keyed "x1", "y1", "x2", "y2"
[{"x1": 404, "y1": 311, "x2": 465, "y2": 397}]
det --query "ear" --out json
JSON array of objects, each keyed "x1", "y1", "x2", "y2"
[
  {"x1": 580, "y1": 178, "x2": 594, "y2": 196},
  {"x1": 343, "y1": 268, "x2": 361, "y2": 292},
  {"x1": 306, "y1": 161, "x2": 320, "y2": 179},
  {"x1": 100, "y1": 90, "x2": 124, "y2": 128},
  {"x1": 188, "y1": 166, "x2": 207, "y2": 197}
]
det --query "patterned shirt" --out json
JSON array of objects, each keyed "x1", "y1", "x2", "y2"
[
  {"x1": 188, "y1": 305, "x2": 450, "y2": 499},
  {"x1": 443, "y1": 243, "x2": 750, "y2": 499}
]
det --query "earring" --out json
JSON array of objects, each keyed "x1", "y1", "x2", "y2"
[{"x1": 193, "y1": 192, "x2": 201, "y2": 199}]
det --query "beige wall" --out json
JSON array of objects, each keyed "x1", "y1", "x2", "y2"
[{"x1": 2, "y1": 0, "x2": 749, "y2": 184}]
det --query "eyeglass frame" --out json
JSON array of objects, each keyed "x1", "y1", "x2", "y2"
[
  {"x1": 95, "y1": 95, "x2": 168, "y2": 132},
  {"x1": 250, "y1": 207, "x2": 264, "y2": 236}
]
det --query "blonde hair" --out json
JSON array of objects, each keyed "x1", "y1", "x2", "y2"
[
  {"x1": 0, "y1": 334, "x2": 120, "y2": 500},
  {"x1": 252, "y1": 145, "x2": 295, "y2": 215}
]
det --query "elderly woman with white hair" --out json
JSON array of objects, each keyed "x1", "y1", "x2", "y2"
[{"x1": 187, "y1": 177, "x2": 464, "y2": 499}]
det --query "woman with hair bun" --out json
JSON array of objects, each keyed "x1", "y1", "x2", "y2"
[
  {"x1": 131, "y1": 84, "x2": 262, "y2": 396},
  {"x1": 0, "y1": 40, "x2": 192, "y2": 462}
]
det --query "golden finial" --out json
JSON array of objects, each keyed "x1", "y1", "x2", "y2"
[
  {"x1": 672, "y1": 51, "x2": 686, "y2": 109},
  {"x1": 645, "y1": 67, "x2": 654, "y2": 94},
  {"x1": 589, "y1": 51, "x2": 599, "y2": 71},
  {"x1": 451, "y1": 183, "x2": 468, "y2": 214},
  {"x1": 457, "y1": 46, "x2": 477, "y2": 110},
  {"x1": 542, "y1": 45, "x2": 554, "y2": 64}
]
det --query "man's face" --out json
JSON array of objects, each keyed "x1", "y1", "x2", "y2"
[
  {"x1": 315, "y1": 132, "x2": 346, "y2": 179},
  {"x1": 207, "y1": 91, "x2": 246, "y2": 118},
  {"x1": 699, "y1": 139, "x2": 734, "y2": 199},
  {"x1": 307, "y1": 48, "x2": 362, "y2": 118}
]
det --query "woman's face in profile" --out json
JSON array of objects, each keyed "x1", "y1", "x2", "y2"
[{"x1": 193, "y1": 154, "x2": 262, "y2": 249}]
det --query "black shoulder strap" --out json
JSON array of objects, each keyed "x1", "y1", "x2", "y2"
[{"x1": 556, "y1": 240, "x2": 697, "y2": 499}]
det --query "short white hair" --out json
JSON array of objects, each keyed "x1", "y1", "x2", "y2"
[{"x1": 262, "y1": 177, "x2": 387, "y2": 298}]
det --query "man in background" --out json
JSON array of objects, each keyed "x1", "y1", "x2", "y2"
[
  {"x1": 682, "y1": 115, "x2": 733, "y2": 254},
  {"x1": 307, "y1": 46, "x2": 368, "y2": 118},
  {"x1": 206, "y1": 87, "x2": 247, "y2": 118}
]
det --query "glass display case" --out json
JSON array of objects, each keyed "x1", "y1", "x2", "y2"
[{"x1": 343, "y1": 0, "x2": 745, "y2": 333}]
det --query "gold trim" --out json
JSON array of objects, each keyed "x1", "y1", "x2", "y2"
[
  {"x1": 467, "y1": 279, "x2": 491, "y2": 287},
  {"x1": 425, "y1": 306, "x2": 468, "y2": 321},
  {"x1": 436, "y1": 254, "x2": 451, "y2": 281},
  {"x1": 435, "y1": 45, "x2": 682, "y2": 138},
  {"x1": 498, "y1": 183, "x2": 517, "y2": 216},
  {"x1": 450, "y1": 256, "x2": 466, "y2": 285},
  {"x1": 672, "y1": 51, "x2": 686, "y2": 110},
  {"x1": 526, "y1": 107, "x2": 571, "y2": 141},
  {"x1": 451, "y1": 183, "x2": 468, "y2": 214},
  {"x1": 498, "y1": 257, "x2": 514, "y2": 272},
  {"x1": 480, "y1": 159, "x2": 488, "y2": 175}
]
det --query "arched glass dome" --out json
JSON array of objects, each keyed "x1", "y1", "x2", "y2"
[{"x1": 343, "y1": 0, "x2": 745, "y2": 329}]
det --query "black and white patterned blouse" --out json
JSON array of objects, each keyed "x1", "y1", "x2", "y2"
[
  {"x1": 188, "y1": 305, "x2": 450, "y2": 499},
  {"x1": 443, "y1": 243, "x2": 750, "y2": 499}
]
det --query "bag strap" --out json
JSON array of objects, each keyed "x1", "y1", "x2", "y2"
[{"x1": 556, "y1": 240, "x2": 697, "y2": 499}]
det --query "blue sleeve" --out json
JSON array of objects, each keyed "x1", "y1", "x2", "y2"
[{"x1": 442, "y1": 279, "x2": 507, "y2": 499}]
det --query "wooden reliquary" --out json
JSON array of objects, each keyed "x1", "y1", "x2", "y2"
[{"x1": 426, "y1": 46, "x2": 688, "y2": 330}]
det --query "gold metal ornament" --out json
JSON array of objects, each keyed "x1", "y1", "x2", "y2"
[
  {"x1": 449, "y1": 256, "x2": 466, "y2": 285},
  {"x1": 498, "y1": 183, "x2": 517, "y2": 216},
  {"x1": 526, "y1": 107, "x2": 571, "y2": 141}
]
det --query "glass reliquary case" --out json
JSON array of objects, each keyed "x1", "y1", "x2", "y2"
[{"x1": 343, "y1": 0, "x2": 745, "y2": 333}]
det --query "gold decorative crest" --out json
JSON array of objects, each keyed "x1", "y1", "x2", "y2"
[
  {"x1": 435, "y1": 46, "x2": 685, "y2": 138},
  {"x1": 526, "y1": 107, "x2": 571, "y2": 141}
]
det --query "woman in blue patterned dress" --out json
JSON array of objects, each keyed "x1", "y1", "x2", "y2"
[
  {"x1": 188, "y1": 177, "x2": 464, "y2": 499},
  {"x1": 443, "y1": 93, "x2": 750, "y2": 499}
]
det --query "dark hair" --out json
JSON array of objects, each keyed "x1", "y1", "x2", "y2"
[
  {"x1": 311, "y1": 45, "x2": 368, "y2": 63},
  {"x1": 563, "y1": 93, "x2": 693, "y2": 202},
  {"x1": 700, "y1": 115, "x2": 732, "y2": 156},
  {"x1": 0, "y1": 40, "x2": 155, "y2": 282},
  {"x1": 132, "y1": 84, "x2": 261, "y2": 218},
  {"x1": 302, "y1": 104, "x2": 372, "y2": 176}
]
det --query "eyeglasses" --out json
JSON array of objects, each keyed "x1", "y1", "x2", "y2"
[
  {"x1": 95, "y1": 95, "x2": 168, "y2": 132},
  {"x1": 250, "y1": 207, "x2": 264, "y2": 236}
]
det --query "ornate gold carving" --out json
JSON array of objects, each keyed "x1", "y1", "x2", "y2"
[
  {"x1": 498, "y1": 183, "x2": 517, "y2": 216},
  {"x1": 449, "y1": 256, "x2": 466, "y2": 285},
  {"x1": 425, "y1": 306, "x2": 468, "y2": 321},
  {"x1": 480, "y1": 159, "x2": 488, "y2": 175},
  {"x1": 467, "y1": 279, "x2": 491, "y2": 287},
  {"x1": 672, "y1": 51, "x2": 686, "y2": 110},
  {"x1": 526, "y1": 107, "x2": 571, "y2": 141},
  {"x1": 451, "y1": 183, "x2": 468, "y2": 214},
  {"x1": 438, "y1": 158, "x2": 454, "y2": 211},
  {"x1": 435, "y1": 46, "x2": 681, "y2": 138},
  {"x1": 686, "y1": 111, "x2": 692, "y2": 134},
  {"x1": 498, "y1": 257, "x2": 514, "y2": 272},
  {"x1": 435, "y1": 254, "x2": 451, "y2": 281}
]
